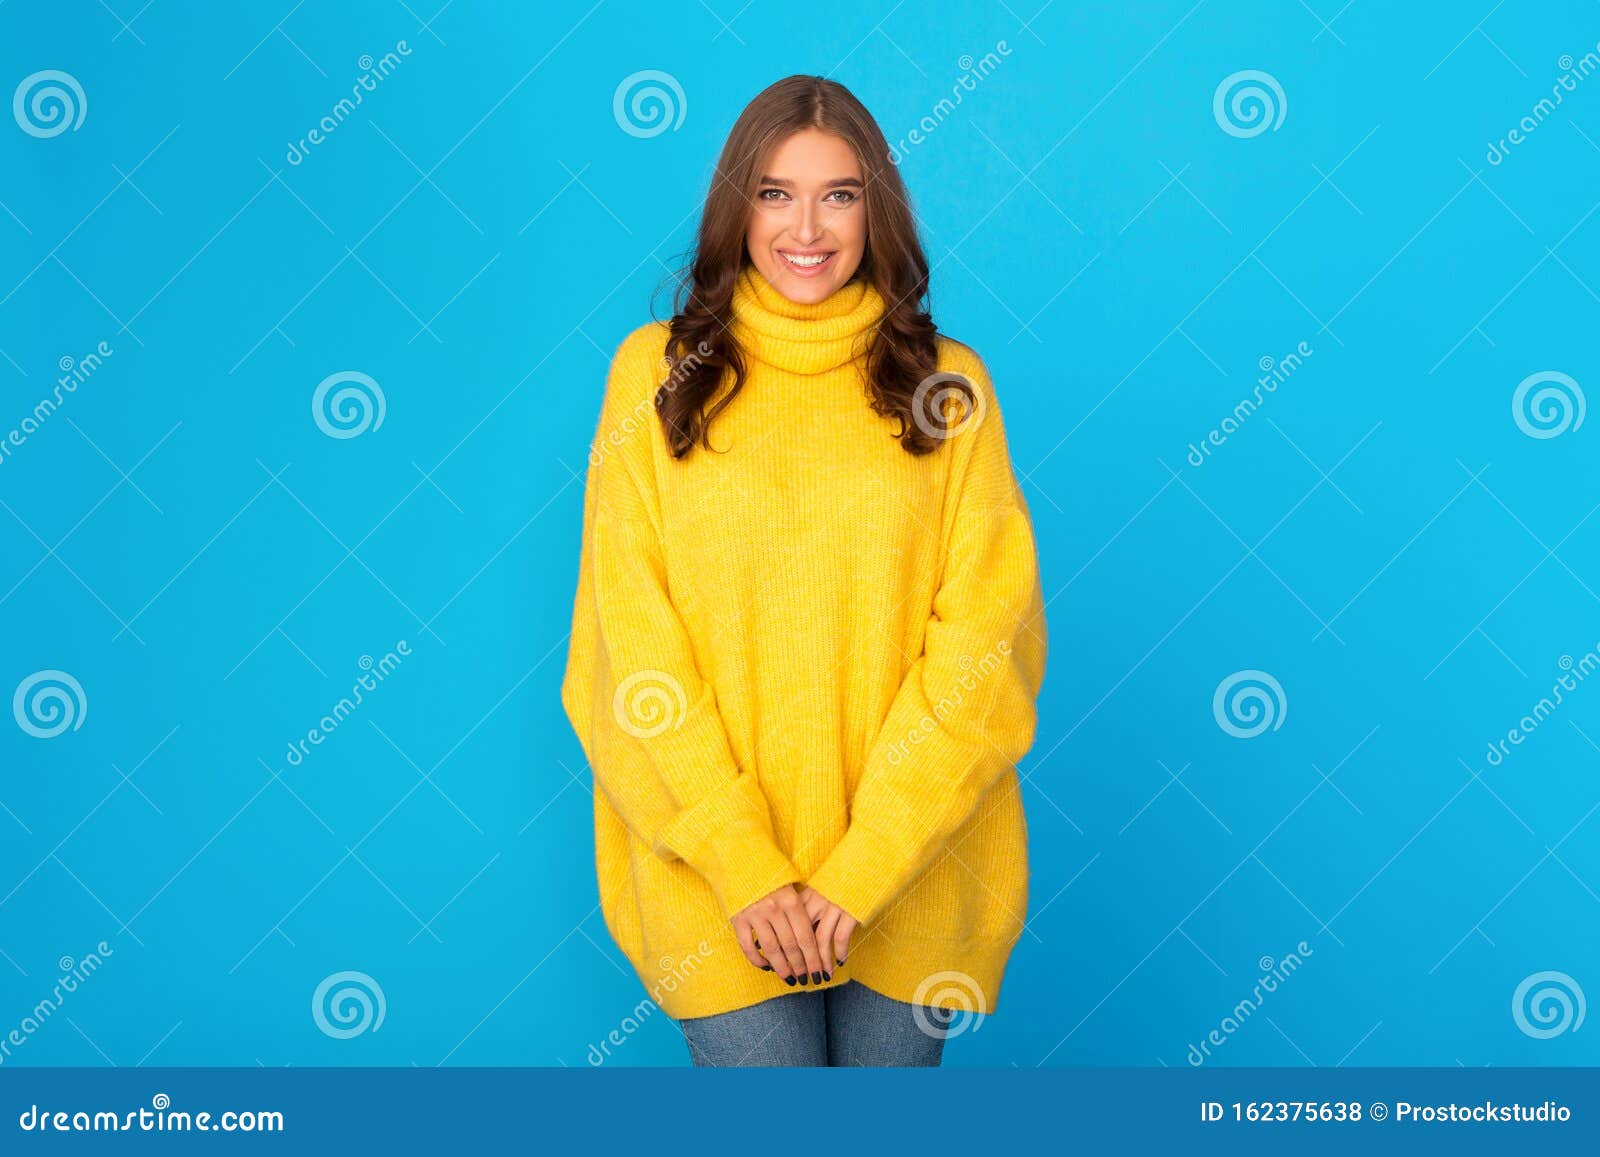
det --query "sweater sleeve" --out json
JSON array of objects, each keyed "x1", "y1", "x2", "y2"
[
  {"x1": 804, "y1": 350, "x2": 1048, "y2": 928},
  {"x1": 560, "y1": 327, "x2": 804, "y2": 922}
]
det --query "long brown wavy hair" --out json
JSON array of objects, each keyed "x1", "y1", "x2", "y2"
[{"x1": 653, "y1": 74, "x2": 972, "y2": 459}]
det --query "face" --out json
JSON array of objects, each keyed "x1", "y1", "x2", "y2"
[{"x1": 746, "y1": 127, "x2": 868, "y2": 304}]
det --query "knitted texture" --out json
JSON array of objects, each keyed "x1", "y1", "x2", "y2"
[{"x1": 560, "y1": 262, "x2": 1048, "y2": 1021}]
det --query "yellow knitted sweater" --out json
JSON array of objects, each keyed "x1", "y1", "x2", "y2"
[{"x1": 560, "y1": 262, "x2": 1047, "y2": 1021}]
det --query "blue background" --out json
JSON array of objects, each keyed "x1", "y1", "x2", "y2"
[{"x1": 2, "y1": 0, "x2": 1599, "y2": 1068}]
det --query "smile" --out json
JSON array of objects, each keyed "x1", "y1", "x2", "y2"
[{"x1": 777, "y1": 250, "x2": 836, "y2": 276}]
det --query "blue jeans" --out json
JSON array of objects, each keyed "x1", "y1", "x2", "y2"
[{"x1": 676, "y1": 979, "x2": 948, "y2": 1066}]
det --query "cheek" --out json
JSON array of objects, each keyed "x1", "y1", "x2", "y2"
[
  {"x1": 840, "y1": 209, "x2": 867, "y2": 250},
  {"x1": 747, "y1": 213, "x2": 781, "y2": 248}
]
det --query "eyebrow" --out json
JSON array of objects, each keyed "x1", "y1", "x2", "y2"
[{"x1": 757, "y1": 176, "x2": 865, "y2": 189}]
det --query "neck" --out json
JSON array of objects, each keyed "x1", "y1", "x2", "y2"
[{"x1": 728, "y1": 262, "x2": 886, "y2": 376}]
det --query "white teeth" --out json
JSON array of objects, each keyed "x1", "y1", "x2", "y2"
[{"x1": 782, "y1": 252, "x2": 830, "y2": 267}]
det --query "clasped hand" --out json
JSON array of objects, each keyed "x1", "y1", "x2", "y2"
[{"x1": 730, "y1": 885, "x2": 857, "y2": 985}]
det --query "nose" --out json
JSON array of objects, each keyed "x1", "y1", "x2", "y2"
[{"x1": 793, "y1": 198, "x2": 824, "y2": 245}]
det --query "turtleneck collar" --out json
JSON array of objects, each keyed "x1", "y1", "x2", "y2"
[{"x1": 728, "y1": 261, "x2": 887, "y2": 376}]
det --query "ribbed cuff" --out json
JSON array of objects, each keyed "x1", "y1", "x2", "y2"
[
  {"x1": 804, "y1": 821, "x2": 912, "y2": 928},
  {"x1": 657, "y1": 775, "x2": 802, "y2": 920}
]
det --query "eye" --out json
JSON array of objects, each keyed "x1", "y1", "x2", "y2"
[
  {"x1": 758, "y1": 188, "x2": 788, "y2": 201},
  {"x1": 827, "y1": 190, "x2": 858, "y2": 204}
]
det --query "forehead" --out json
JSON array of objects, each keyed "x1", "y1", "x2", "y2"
[{"x1": 761, "y1": 129, "x2": 861, "y2": 181}]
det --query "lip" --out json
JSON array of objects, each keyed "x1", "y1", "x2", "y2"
[{"x1": 777, "y1": 249, "x2": 837, "y2": 278}]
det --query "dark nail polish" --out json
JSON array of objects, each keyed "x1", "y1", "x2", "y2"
[
  {"x1": 823, "y1": 971, "x2": 832, "y2": 982},
  {"x1": 812, "y1": 971, "x2": 822, "y2": 983},
  {"x1": 836, "y1": 958, "x2": 845, "y2": 967},
  {"x1": 798, "y1": 973, "x2": 809, "y2": 985},
  {"x1": 785, "y1": 975, "x2": 796, "y2": 986}
]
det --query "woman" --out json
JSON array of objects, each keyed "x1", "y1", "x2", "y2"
[{"x1": 560, "y1": 74, "x2": 1047, "y2": 1066}]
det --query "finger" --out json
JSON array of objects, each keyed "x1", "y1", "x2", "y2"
[
  {"x1": 814, "y1": 907, "x2": 843, "y2": 971},
  {"x1": 733, "y1": 917, "x2": 766, "y2": 969},
  {"x1": 834, "y1": 912, "x2": 856, "y2": 964},
  {"x1": 781, "y1": 899, "x2": 825, "y2": 984},
  {"x1": 753, "y1": 916, "x2": 792, "y2": 981},
  {"x1": 770, "y1": 908, "x2": 810, "y2": 984}
]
